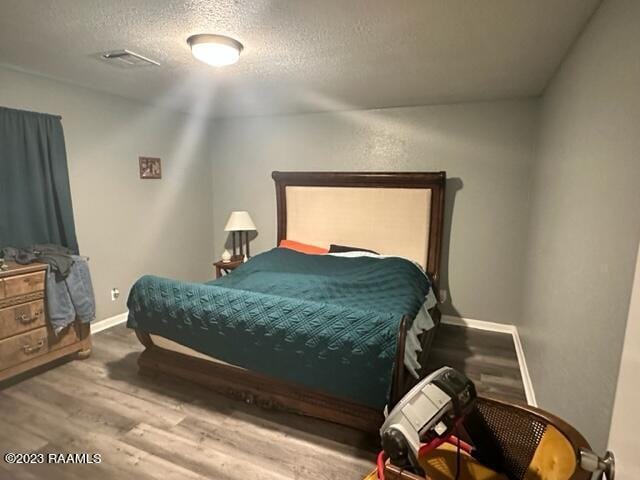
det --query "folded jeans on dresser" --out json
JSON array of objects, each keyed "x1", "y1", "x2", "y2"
[{"x1": 46, "y1": 255, "x2": 96, "y2": 333}]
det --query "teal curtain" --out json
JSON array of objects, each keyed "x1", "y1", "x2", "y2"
[{"x1": 0, "y1": 107, "x2": 79, "y2": 252}]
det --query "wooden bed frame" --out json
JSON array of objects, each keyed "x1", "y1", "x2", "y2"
[{"x1": 135, "y1": 171, "x2": 446, "y2": 433}]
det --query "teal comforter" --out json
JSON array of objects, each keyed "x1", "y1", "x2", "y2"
[{"x1": 126, "y1": 248, "x2": 430, "y2": 409}]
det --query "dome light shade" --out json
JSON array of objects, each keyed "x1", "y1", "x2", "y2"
[{"x1": 187, "y1": 34, "x2": 243, "y2": 67}]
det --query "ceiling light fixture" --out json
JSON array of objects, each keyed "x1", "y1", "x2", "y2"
[{"x1": 187, "y1": 34, "x2": 243, "y2": 67}]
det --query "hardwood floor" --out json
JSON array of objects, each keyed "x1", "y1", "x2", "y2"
[
  {"x1": 0, "y1": 323, "x2": 526, "y2": 479},
  {"x1": 426, "y1": 324, "x2": 527, "y2": 405}
]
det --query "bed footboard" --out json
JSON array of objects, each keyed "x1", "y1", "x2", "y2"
[
  {"x1": 133, "y1": 307, "x2": 439, "y2": 433},
  {"x1": 389, "y1": 307, "x2": 441, "y2": 408},
  {"x1": 135, "y1": 328, "x2": 384, "y2": 432}
]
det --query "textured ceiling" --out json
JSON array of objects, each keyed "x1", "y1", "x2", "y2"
[{"x1": 0, "y1": 0, "x2": 600, "y2": 117}]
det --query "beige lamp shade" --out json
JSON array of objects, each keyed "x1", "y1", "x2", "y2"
[{"x1": 224, "y1": 211, "x2": 256, "y2": 231}]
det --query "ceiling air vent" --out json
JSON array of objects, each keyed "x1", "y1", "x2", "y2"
[{"x1": 99, "y1": 50, "x2": 160, "y2": 68}]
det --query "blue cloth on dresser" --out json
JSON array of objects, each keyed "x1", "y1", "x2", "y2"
[
  {"x1": 46, "y1": 255, "x2": 96, "y2": 333},
  {"x1": 126, "y1": 248, "x2": 430, "y2": 409}
]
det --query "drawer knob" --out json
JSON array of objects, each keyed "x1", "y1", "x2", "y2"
[
  {"x1": 18, "y1": 312, "x2": 39, "y2": 323},
  {"x1": 22, "y1": 340, "x2": 45, "y2": 354}
]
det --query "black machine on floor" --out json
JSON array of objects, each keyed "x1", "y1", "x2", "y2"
[
  {"x1": 379, "y1": 367, "x2": 616, "y2": 480},
  {"x1": 380, "y1": 367, "x2": 477, "y2": 475}
]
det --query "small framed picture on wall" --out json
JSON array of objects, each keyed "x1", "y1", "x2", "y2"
[{"x1": 139, "y1": 156, "x2": 162, "y2": 179}]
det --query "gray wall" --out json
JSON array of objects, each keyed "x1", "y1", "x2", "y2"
[
  {"x1": 0, "y1": 66, "x2": 214, "y2": 320},
  {"x1": 211, "y1": 100, "x2": 539, "y2": 324},
  {"x1": 520, "y1": 0, "x2": 640, "y2": 451}
]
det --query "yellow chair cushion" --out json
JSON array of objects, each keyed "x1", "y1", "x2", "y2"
[
  {"x1": 421, "y1": 443, "x2": 508, "y2": 480},
  {"x1": 364, "y1": 427, "x2": 576, "y2": 480},
  {"x1": 362, "y1": 444, "x2": 508, "y2": 480},
  {"x1": 524, "y1": 425, "x2": 576, "y2": 480},
  {"x1": 362, "y1": 469, "x2": 378, "y2": 480}
]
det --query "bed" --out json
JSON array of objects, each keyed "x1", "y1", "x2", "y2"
[{"x1": 128, "y1": 171, "x2": 446, "y2": 432}]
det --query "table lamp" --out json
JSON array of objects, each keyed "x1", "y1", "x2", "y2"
[{"x1": 224, "y1": 211, "x2": 256, "y2": 260}]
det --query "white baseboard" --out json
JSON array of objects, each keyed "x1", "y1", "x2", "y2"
[
  {"x1": 441, "y1": 315, "x2": 537, "y2": 407},
  {"x1": 91, "y1": 312, "x2": 128, "y2": 335},
  {"x1": 511, "y1": 327, "x2": 537, "y2": 407},
  {"x1": 442, "y1": 315, "x2": 516, "y2": 335}
]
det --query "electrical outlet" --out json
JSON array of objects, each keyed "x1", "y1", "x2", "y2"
[{"x1": 111, "y1": 288, "x2": 120, "y2": 301}]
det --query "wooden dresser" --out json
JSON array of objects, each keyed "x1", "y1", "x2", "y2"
[{"x1": 0, "y1": 261, "x2": 91, "y2": 383}]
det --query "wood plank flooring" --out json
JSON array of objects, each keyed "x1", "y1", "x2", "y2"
[
  {"x1": 425, "y1": 324, "x2": 527, "y2": 405},
  {"x1": 0, "y1": 323, "x2": 526, "y2": 479}
]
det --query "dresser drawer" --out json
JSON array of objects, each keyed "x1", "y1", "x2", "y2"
[
  {"x1": 0, "y1": 327, "x2": 49, "y2": 366},
  {"x1": 0, "y1": 324, "x2": 80, "y2": 369},
  {"x1": 1, "y1": 271, "x2": 46, "y2": 300},
  {"x1": 0, "y1": 300, "x2": 46, "y2": 339}
]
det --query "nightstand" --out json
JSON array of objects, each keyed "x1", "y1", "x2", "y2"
[{"x1": 213, "y1": 259, "x2": 243, "y2": 279}]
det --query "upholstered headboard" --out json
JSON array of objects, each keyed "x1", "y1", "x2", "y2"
[{"x1": 272, "y1": 171, "x2": 446, "y2": 285}]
